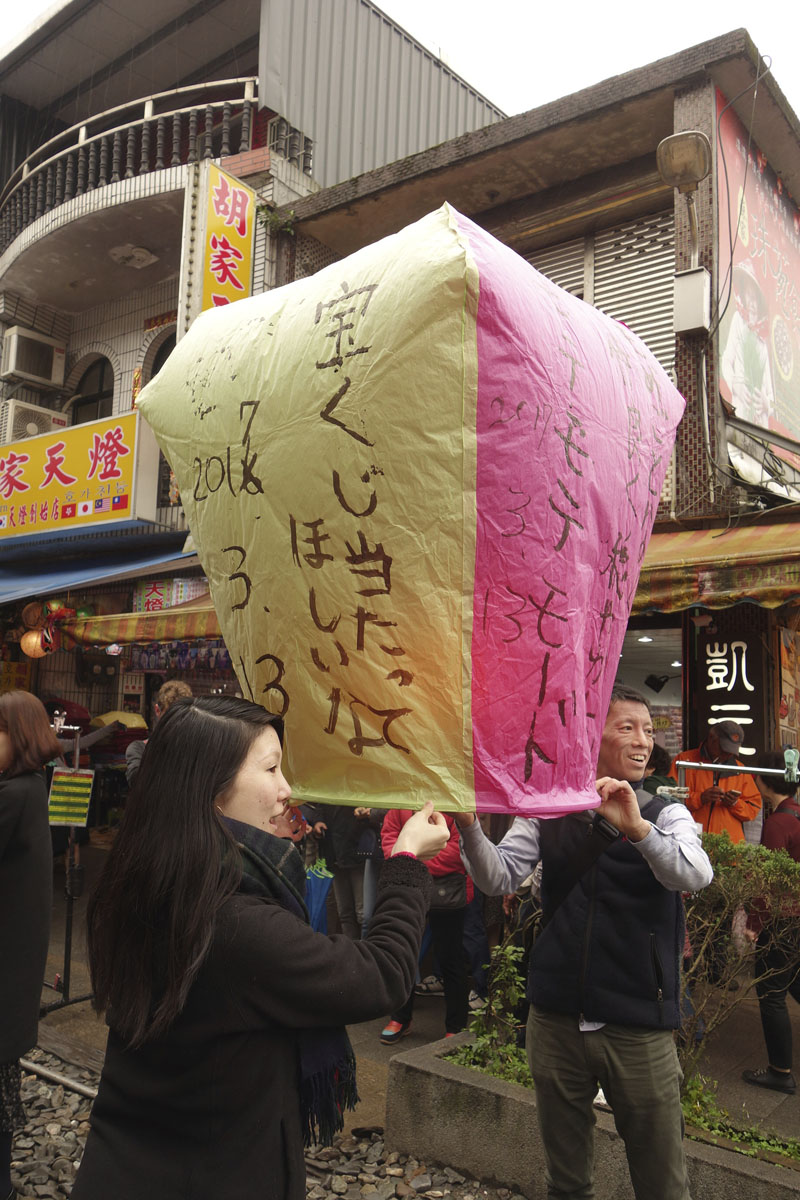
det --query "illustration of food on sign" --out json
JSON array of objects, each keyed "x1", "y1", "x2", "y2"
[{"x1": 137, "y1": 204, "x2": 684, "y2": 817}]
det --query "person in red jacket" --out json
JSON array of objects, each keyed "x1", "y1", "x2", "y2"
[
  {"x1": 670, "y1": 720, "x2": 761, "y2": 842},
  {"x1": 379, "y1": 810, "x2": 470, "y2": 1043}
]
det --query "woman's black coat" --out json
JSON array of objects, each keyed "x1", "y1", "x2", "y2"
[
  {"x1": 71, "y1": 854, "x2": 430, "y2": 1200},
  {"x1": 0, "y1": 770, "x2": 53, "y2": 1061}
]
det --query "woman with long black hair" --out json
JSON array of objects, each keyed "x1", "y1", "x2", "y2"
[
  {"x1": 72, "y1": 695, "x2": 446, "y2": 1200},
  {"x1": 0, "y1": 691, "x2": 62, "y2": 1200}
]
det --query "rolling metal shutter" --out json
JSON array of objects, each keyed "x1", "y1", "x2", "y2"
[
  {"x1": 527, "y1": 212, "x2": 677, "y2": 511},
  {"x1": 592, "y1": 212, "x2": 675, "y2": 377},
  {"x1": 527, "y1": 212, "x2": 675, "y2": 376},
  {"x1": 527, "y1": 238, "x2": 586, "y2": 298}
]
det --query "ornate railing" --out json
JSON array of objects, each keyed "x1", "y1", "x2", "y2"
[{"x1": 0, "y1": 78, "x2": 258, "y2": 255}]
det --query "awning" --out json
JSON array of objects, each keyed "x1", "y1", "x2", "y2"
[
  {"x1": 59, "y1": 592, "x2": 221, "y2": 647},
  {"x1": 0, "y1": 546, "x2": 200, "y2": 606},
  {"x1": 633, "y1": 521, "x2": 800, "y2": 614}
]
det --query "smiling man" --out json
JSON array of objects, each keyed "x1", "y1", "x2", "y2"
[{"x1": 456, "y1": 686, "x2": 713, "y2": 1200}]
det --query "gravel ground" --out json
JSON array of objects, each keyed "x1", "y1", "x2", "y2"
[
  {"x1": 11, "y1": 1049, "x2": 526, "y2": 1200},
  {"x1": 13, "y1": 1049, "x2": 96, "y2": 1199}
]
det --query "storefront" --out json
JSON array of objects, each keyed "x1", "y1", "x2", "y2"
[{"x1": 617, "y1": 521, "x2": 800, "y2": 759}]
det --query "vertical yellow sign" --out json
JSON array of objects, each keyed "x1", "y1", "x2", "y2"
[{"x1": 201, "y1": 165, "x2": 256, "y2": 311}]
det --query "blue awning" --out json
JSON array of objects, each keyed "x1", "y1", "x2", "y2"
[{"x1": 0, "y1": 546, "x2": 200, "y2": 606}]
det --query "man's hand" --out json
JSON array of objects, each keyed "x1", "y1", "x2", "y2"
[
  {"x1": 595, "y1": 777, "x2": 651, "y2": 843},
  {"x1": 312, "y1": 821, "x2": 328, "y2": 837},
  {"x1": 454, "y1": 812, "x2": 476, "y2": 829},
  {"x1": 721, "y1": 789, "x2": 741, "y2": 808},
  {"x1": 700, "y1": 786, "x2": 725, "y2": 807}
]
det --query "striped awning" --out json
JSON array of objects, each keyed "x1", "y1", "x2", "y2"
[
  {"x1": 55, "y1": 521, "x2": 800, "y2": 645},
  {"x1": 633, "y1": 521, "x2": 800, "y2": 614},
  {"x1": 59, "y1": 593, "x2": 221, "y2": 647}
]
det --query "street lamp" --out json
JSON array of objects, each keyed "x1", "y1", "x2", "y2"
[{"x1": 656, "y1": 131, "x2": 712, "y2": 269}]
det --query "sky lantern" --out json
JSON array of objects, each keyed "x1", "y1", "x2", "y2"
[{"x1": 138, "y1": 205, "x2": 684, "y2": 815}]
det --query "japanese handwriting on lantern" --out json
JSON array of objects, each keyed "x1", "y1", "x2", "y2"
[
  {"x1": 0, "y1": 451, "x2": 30, "y2": 498},
  {"x1": 211, "y1": 174, "x2": 251, "y2": 238},
  {"x1": 548, "y1": 478, "x2": 584, "y2": 551},
  {"x1": 555, "y1": 408, "x2": 589, "y2": 476},
  {"x1": 87, "y1": 426, "x2": 130, "y2": 481},
  {"x1": 325, "y1": 688, "x2": 412, "y2": 756},
  {"x1": 290, "y1": 517, "x2": 334, "y2": 570},
  {"x1": 41, "y1": 442, "x2": 77, "y2": 488},
  {"x1": 314, "y1": 281, "x2": 379, "y2": 370},
  {"x1": 344, "y1": 531, "x2": 392, "y2": 597},
  {"x1": 705, "y1": 641, "x2": 755, "y2": 692},
  {"x1": 209, "y1": 233, "x2": 245, "y2": 290},
  {"x1": 559, "y1": 334, "x2": 585, "y2": 392},
  {"x1": 600, "y1": 532, "x2": 631, "y2": 602},
  {"x1": 501, "y1": 488, "x2": 530, "y2": 541}
]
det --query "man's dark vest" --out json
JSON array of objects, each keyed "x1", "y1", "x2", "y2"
[{"x1": 529, "y1": 795, "x2": 684, "y2": 1029}]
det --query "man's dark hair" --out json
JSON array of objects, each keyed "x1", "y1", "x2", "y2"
[
  {"x1": 608, "y1": 685, "x2": 652, "y2": 716},
  {"x1": 756, "y1": 749, "x2": 799, "y2": 798}
]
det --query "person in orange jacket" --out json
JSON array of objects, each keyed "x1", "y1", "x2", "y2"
[{"x1": 670, "y1": 720, "x2": 761, "y2": 842}]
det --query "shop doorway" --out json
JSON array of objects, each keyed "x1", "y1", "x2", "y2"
[{"x1": 616, "y1": 624, "x2": 683, "y2": 758}]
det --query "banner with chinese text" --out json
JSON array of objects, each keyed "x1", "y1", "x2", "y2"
[
  {"x1": 0, "y1": 412, "x2": 157, "y2": 540},
  {"x1": 140, "y1": 205, "x2": 684, "y2": 815},
  {"x1": 201, "y1": 164, "x2": 256, "y2": 311}
]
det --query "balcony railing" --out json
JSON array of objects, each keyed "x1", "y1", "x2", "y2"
[{"x1": 0, "y1": 78, "x2": 258, "y2": 256}]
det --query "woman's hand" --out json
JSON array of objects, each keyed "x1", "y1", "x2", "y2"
[
  {"x1": 392, "y1": 801, "x2": 448, "y2": 860},
  {"x1": 454, "y1": 811, "x2": 476, "y2": 829}
]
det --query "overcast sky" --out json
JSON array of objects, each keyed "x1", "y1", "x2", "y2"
[{"x1": 0, "y1": 0, "x2": 798, "y2": 121}]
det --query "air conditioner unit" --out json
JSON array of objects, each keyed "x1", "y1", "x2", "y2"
[
  {"x1": 1, "y1": 326, "x2": 67, "y2": 388},
  {"x1": 2, "y1": 398, "x2": 69, "y2": 443}
]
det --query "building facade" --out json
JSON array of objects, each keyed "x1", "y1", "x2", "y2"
[
  {"x1": 2, "y1": 14, "x2": 799, "y2": 768},
  {"x1": 0, "y1": 0, "x2": 502, "y2": 723}
]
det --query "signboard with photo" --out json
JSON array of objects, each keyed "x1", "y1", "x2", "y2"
[{"x1": 717, "y1": 89, "x2": 800, "y2": 469}]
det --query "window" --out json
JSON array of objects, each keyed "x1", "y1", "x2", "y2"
[{"x1": 72, "y1": 358, "x2": 114, "y2": 424}]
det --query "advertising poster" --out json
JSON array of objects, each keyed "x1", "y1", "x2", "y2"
[{"x1": 717, "y1": 89, "x2": 800, "y2": 469}]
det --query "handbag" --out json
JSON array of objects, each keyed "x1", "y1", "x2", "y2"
[{"x1": 429, "y1": 872, "x2": 467, "y2": 911}]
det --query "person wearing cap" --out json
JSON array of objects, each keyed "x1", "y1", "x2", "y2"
[{"x1": 670, "y1": 721, "x2": 761, "y2": 842}]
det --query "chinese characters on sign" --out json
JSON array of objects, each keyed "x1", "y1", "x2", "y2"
[
  {"x1": 201, "y1": 166, "x2": 255, "y2": 311},
  {"x1": 0, "y1": 413, "x2": 139, "y2": 539},
  {"x1": 696, "y1": 630, "x2": 764, "y2": 758}
]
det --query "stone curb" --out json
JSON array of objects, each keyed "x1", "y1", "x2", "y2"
[{"x1": 385, "y1": 1033, "x2": 800, "y2": 1200}]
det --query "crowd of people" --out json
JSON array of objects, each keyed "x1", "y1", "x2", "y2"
[{"x1": 1, "y1": 683, "x2": 799, "y2": 1200}]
